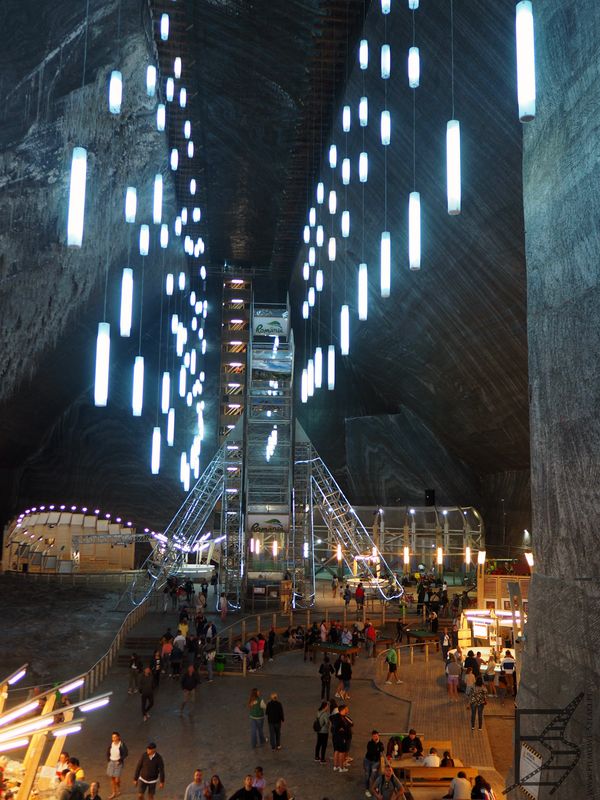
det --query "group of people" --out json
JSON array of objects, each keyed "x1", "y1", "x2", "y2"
[{"x1": 331, "y1": 577, "x2": 366, "y2": 611}]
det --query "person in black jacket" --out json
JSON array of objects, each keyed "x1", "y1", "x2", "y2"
[
  {"x1": 363, "y1": 730, "x2": 384, "y2": 793},
  {"x1": 138, "y1": 668, "x2": 155, "y2": 722},
  {"x1": 106, "y1": 731, "x2": 128, "y2": 799},
  {"x1": 133, "y1": 743, "x2": 165, "y2": 799},
  {"x1": 463, "y1": 650, "x2": 481, "y2": 678},
  {"x1": 319, "y1": 655, "x2": 335, "y2": 700},
  {"x1": 180, "y1": 665, "x2": 200, "y2": 715},
  {"x1": 401, "y1": 729, "x2": 423, "y2": 758},
  {"x1": 265, "y1": 692, "x2": 285, "y2": 750}
]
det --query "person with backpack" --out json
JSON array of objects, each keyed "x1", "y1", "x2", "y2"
[
  {"x1": 313, "y1": 700, "x2": 330, "y2": 764},
  {"x1": 370, "y1": 763, "x2": 408, "y2": 800}
]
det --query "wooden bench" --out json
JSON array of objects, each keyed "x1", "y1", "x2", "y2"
[{"x1": 403, "y1": 766, "x2": 478, "y2": 787}]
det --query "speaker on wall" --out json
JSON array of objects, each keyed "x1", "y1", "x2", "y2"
[{"x1": 425, "y1": 489, "x2": 435, "y2": 506}]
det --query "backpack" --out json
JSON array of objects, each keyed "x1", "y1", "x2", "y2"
[{"x1": 313, "y1": 717, "x2": 321, "y2": 732}]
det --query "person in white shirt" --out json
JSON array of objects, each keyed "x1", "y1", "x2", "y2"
[
  {"x1": 173, "y1": 632, "x2": 186, "y2": 651},
  {"x1": 501, "y1": 650, "x2": 516, "y2": 693},
  {"x1": 443, "y1": 772, "x2": 472, "y2": 800},
  {"x1": 422, "y1": 747, "x2": 441, "y2": 767}
]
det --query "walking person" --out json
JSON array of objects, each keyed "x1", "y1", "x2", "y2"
[
  {"x1": 331, "y1": 576, "x2": 339, "y2": 598},
  {"x1": 180, "y1": 665, "x2": 200, "y2": 715},
  {"x1": 106, "y1": 731, "x2": 128, "y2": 799},
  {"x1": 150, "y1": 650, "x2": 162, "y2": 688},
  {"x1": 339, "y1": 654, "x2": 352, "y2": 699},
  {"x1": 265, "y1": 692, "x2": 284, "y2": 751},
  {"x1": 248, "y1": 688, "x2": 267, "y2": 748},
  {"x1": 331, "y1": 703, "x2": 353, "y2": 772},
  {"x1": 363, "y1": 730, "x2": 384, "y2": 797},
  {"x1": 219, "y1": 592, "x2": 228, "y2": 623},
  {"x1": 313, "y1": 701, "x2": 330, "y2": 764},
  {"x1": 139, "y1": 667, "x2": 154, "y2": 722},
  {"x1": 446, "y1": 654, "x2": 461, "y2": 701},
  {"x1": 384, "y1": 646, "x2": 401, "y2": 685},
  {"x1": 128, "y1": 654, "x2": 143, "y2": 694},
  {"x1": 319, "y1": 655, "x2": 334, "y2": 700},
  {"x1": 469, "y1": 676, "x2": 488, "y2": 731},
  {"x1": 133, "y1": 743, "x2": 165, "y2": 800},
  {"x1": 343, "y1": 584, "x2": 351, "y2": 610}
]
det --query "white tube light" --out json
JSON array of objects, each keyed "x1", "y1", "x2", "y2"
[
  {"x1": 124, "y1": 187, "x2": 137, "y2": 223},
  {"x1": 200, "y1": 265, "x2": 206, "y2": 279},
  {"x1": 160, "y1": 13, "x2": 169, "y2": 40},
  {"x1": 327, "y1": 345, "x2": 335, "y2": 390},
  {"x1": 301, "y1": 369, "x2": 308, "y2": 403},
  {"x1": 342, "y1": 105, "x2": 351, "y2": 132},
  {"x1": 139, "y1": 224, "x2": 149, "y2": 256},
  {"x1": 381, "y1": 44, "x2": 391, "y2": 79},
  {"x1": 525, "y1": 552, "x2": 534, "y2": 567},
  {"x1": 188, "y1": 140, "x2": 194, "y2": 158},
  {"x1": 174, "y1": 57, "x2": 182, "y2": 78},
  {"x1": 151, "y1": 427, "x2": 161, "y2": 475},
  {"x1": 380, "y1": 231, "x2": 391, "y2": 298},
  {"x1": 328, "y1": 237, "x2": 336, "y2": 261},
  {"x1": 146, "y1": 65, "x2": 157, "y2": 96},
  {"x1": 161, "y1": 372, "x2": 170, "y2": 414},
  {"x1": 340, "y1": 305, "x2": 349, "y2": 355},
  {"x1": 316, "y1": 225, "x2": 324, "y2": 247},
  {"x1": 179, "y1": 271, "x2": 186, "y2": 290},
  {"x1": 190, "y1": 178, "x2": 197, "y2": 195},
  {"x1": 465, "y1": 546, "x2": 471, "y2": 565},
  {"x1": 309, "y1": 207, "x2": 316, "y2": 227},
  {"x1": 477, "y1": 550, "x2": 486, "y2": 565},
  {"x1": 341, "y1": 209, "x2": 350, "y2": 238},
  {"x1": 94, "y1": 323, "x2": 110, "y2": 407},
  {"x1": 0, "y1": 738, "x2": 29, "y2": 753},
  {"x1": 303, "y1": 263, "x2": 310, "y2": 281},
  {"x1": 171, "y1": 313, "x2": 178, "y2": 334},
  {"x1": 156, "y1": 104, "x2": 166, "y2": 131},
  {"x1": 516, "y1": 1, "x2": 536, "y2": 122},
  {"x1": 67, "y1": 147, "x2": 87, "y2": 247},
  {"x1": 132, "y1": 356, "x2": 144, "y2": 417},
  {"x1": 342, "y1": 157, "x2": 350, "y2": 186},
  {"x1": 160, "y1": 223, "x2": 169, "y2": 249},
  {"x1": 167, "y1": 408, "x2": 175, "y2": 446},
  {"x1": 359, "y1": 39, "x2": 369, "y2": 70},
  {"x1": 359, "y1": 96, "x2": 368, "y2": 126},
  {"x1": 408, "y1": 46, "x2": 420, "y2": 88},
  {"x1": 6, "y1": 668, "x2": 27, "y2": 686},
  {"x1": 381, "y1": 110, "x2": 391, "y2": 146},
  {"x1": 381, "y1": 0, "x2": 391, "y2": 13},
  {"x1": 316, "y1": 269, "x2": 324, "y2": 291},
  {"x1": 174, "y1": 217, "x2": 182, "y2": 236},
  {"x1": 193, "y1": 207, "x2": 201, "y2": 222},
  {"x1": 317, "y1": 182, "x2": 324, "y2": 204},
  {"x1": 184, "y1": 120, "x2": 191, "y2": 139},
  {"x1": 336, "y1": 543, "x2": 342, "y2": 561},
  {"x1": 58, "y1": 677, "x2": 85, "y2": 695},
  {"x1": 302, "y1": 300, "x2": 309, "y2": 319},
  {"x1": 190, "y1": 349, "x2": 196, "y2": 375},
  {"x1": 446, "y1": 119, "x2": 461, "y2": 215},
  {"x1": 359, "y1": 151, "x2": 368, "y2": 183},
  {"x1": 328, "y1": 190, "x2": 337, "y2": 215},
  {"x1": 329, "y1": 144, "x2": 337, "y2": 168},
  {"x1": 408, "y1": 191, "x2": 421, "y2": 270},
  {"x1": 166, "y1": 273, "x2": 174, "y2": 295},
  {"x1": 166, "y1": 77, "x2": 174, "y2": 102},
  {"x1": 303, "y1": 225, "x2": 310, "y2": 244},
  {"x1": 0, "y1": 701, "x2": 39, "y2": 727},
  {"x1": 314, "y1": 346, "x2": 323, "y2": 388},
  {"x1": 309, "y1": 246, "x2": 316, "y2": 266},
  {"x1": 179, "y1": 365, "x2": 186, "y2": 398},
  {"x1": 308, "y1": 287, "x2": 315, "y2": 307},
  {"x1": 408, "y1": 0, "x2": 419, "y2": 8},
  {"x1": 153, "y1": 174, "x2": 163, "y2": 224},
  {"x1": 181, "y1": 208, "x2": 188, "y2": 224},
  {"x1": 179, "y1": 87, "x2": 187, "y2": 108},
  {"x1": 120, "y1": 269, "x2": 133, "y2": 337},
  {"x1": 303, "y1": 542, "x2": 309, "y2": 558},
  {"x1": 358, "y1": 262, "x2": 368, "y2": 321},
  {"x1": 108, "y1": 70, "x2": 122, "y2": 114},
  {"x1": 307, "y1": 358, "x2": 315, "y2": 396},
  {"x1": 170, "y1": 148, "x2": 179, "y2": 171}
]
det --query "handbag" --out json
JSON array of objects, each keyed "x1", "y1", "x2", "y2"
[{"x1": 313, "y1": 718, "x2": 321, "y2": 733}]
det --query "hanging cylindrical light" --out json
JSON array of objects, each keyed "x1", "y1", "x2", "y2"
[
  {"x1": 342, "y1": 157, "x2": 350, "y2": 186},
  {"x1": 179, "y1": 271, "x2": 186, "y2": 290},
  {"x1": 308, "y1": 287, "x2": 315, "y2": 307},
  {"x1": 408, "y1": 191, "x2": 421, "y2": 270},
  {"x1": 190, "y1": 178, "x2": 197, "y2": 195},
  {"x1": 160, "y1": 224, "x2": 169, "y2": 249},
  {"x1": 408, "y1": 46, "x2": 420, "y2": 88},
  {"x1": 403, "y1": 545, "x2": 410, "y2": 565},
  {"x1": 170, "y1": 148, "x2": 179, "y2": 171},
  {"x1": 342, "y1": 105, "x2": 351, "y2": 132},
  {"x1": 171, "y1": 313, "x2": 179, "y2": 335},
  {"x1": 179, "y1": 365, "x2": 186, "y2": 397},
  {"x1": 316, "y1": 269, "x2": 324, "y2": 291},
  {"x1": 341, "y1": 210, "x2": 350, "y2": 238},
  {"x1": 437, "y1": 546, "x2": 444, "y2": 566},
  {"x1": 160, "y1": 13, "x2": 169, "y2": 40},
  {"x1": 153, "y1": 174, "x2": 163, "y2": 223},
  {"x1": 132, "y1": 356, "x2": 144, "y2": 417},
  {"x1": 156, "y1": 104, "x2": 166, "y2": 131},
  {"x1": 317, "y1": 182, "x2": 325, "y2": 204},
  {"x1": 190, "y1": 349, "x2": 197, "y2": 375},
  {"x1": 166, "y1": 78, "x2": 174, "y2": 102},
  {"x1": 174, "y1": 57, "x2": 182, "y2": 79},
  {"x1": 94, "y1": 322, "x2": 110, "y2": 407},
  {"x1": 359, "y1": 96, "x2": 368, "y2": 126},
  {"x1": 408, "y1": 0, "x2": 419, "y2": 8},
  {"x1": 328, "y1": 190, "x2": 337, "y2": 215},
  {"x1": 465, "y1": 545, "x2": 471, "y2": 565},
  {"x1": 328, "y1": 237, "x2": 336, "y2": 262},
  {"x1": 358, "y1": 263, "x2": 368, "y2": 321},
  {"x1": 327, "y1": 345, "x2": 335, "y2": 390},
  {"x1": 167, "y1": 408, "x2": 175, "y2": 446},
  {"x1": 139, "y1": 224, "x2": 149, "y2": 256},
  {"x1": 380, "y1": 232, "x2": 391, "y2": 298},
  {"x1": 381, "y1": 0, "x2": 391, "y2": 12},
  {"x1": 307, "y1": 358, "x2": 315, "y2": 396},
  {"x1": 303, "y1": 262, "x2": 310, "y2": 281},
  {"x1": 516, "y1": 1, "x2": 536, "y2": 121},
  {"x1": 161, "y1": 371, "x2": 170, "y2": 414},
  {"x1": 119, "y1": 268, "x2": 133, "y2": 337},
  {"x1": 380, "y1": 110, "x2": 391, "y2": 146},
  {"x1": 108, "y1": 70, "x2": 122, "y2": 114},
  {"x1": 308, "y1": 246, "x2": 316, "y2": 266},
  {"x1": 67, "y1": 147, "x2": 87, "y2": 247},
  {"x1": 446, "y1": 119, "x2": 461, "y2": 215},
  {"x1": 309, "y1": 207, "x2": 316, "y2": 227},
  {"x1": 359, "y1": 152, "x2": 368, "y2": 183},
  {"x1": 302, "y1": 300, "x2": 309, "y2": 319},
  {"x1": 301, "y1": 368, "x2": 308, "y2": 403},
  {"x1": 316, "y1": 225, "x2": 324, "y2": 247},
  {"x1": 174, "y1": 217, "x2": 182, "y2": 236},
  {"x1": 336, "y1": 543, "x2": 342, "y2": 562},
  {"x1": 184, "y1": 120, "x2": 191, "y2": 139},
  {"x1": 151, "y1": 427, "x2": 161, "y2": 475},
  {"x1": 340, "y1": 305, "x2": 349, "y2": 356},
  {"x1": 182, "y1": 208, "x2": 188, "y2": 225},
  {"x1": 303, "y1": 225, "x2": 310, "y2": 244},
  {"x1": 166, "y1": 273, "x2": 174, "y2": 296},
  {"x1": 146, "y1": 65, "x2": 157, "y2": 97},
  {"x1": 315, "y1": 346, "x2": 323, "y2": 389},
  {"x1": 179, "y1": 87, "x2": 187, "y2": 108},
  {"x1": 329, "y1": 144, "x2": 338, "y2": 168},
  {"x1": 381, "y1": 44, "x2": 391, "y2": 79},
  {"x1": 193, "y1": 207, "x2": 201, "y2": 222},
  {"x1": 124, "y1": 187, "x2": 137, "y2": 223},
  {"x1": 359, "y1": 39, "x2": 369, "y2": 70}
]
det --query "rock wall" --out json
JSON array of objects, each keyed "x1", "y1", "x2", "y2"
[{"x1": 520, "y1": 1, "x2": 600, "y2": 795}]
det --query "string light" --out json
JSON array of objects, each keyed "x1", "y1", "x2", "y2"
[
  {"x1": 166, "y1": 78, "x2": 174, "y2": 102},
  {"x1": 174, "y1": 57, "x2": 182, "y2": 79},
  {"x1": 316, "y1": 269, "x2": 324, "y2": 291},
  {"x1": 307, "y1": 358, "x2": 315, "y2": 396},
  {"x1": 301, "y1": 369, "x2": 308, "y2": 403},
  {"x1": 317, "y1": 182, "x2": 325, "y2": 204},
  {"x1": 328, "y1": 237, "x2": 336, "y2": 261},
  {"x1": 167, "y1": 409, "x2": 175, "y2": 446},
  {"x1": 314, "y1": 347, "x2": 323, "y2": 390},
  {"x1": 342, "y1": 157, "x2": 350, "y2": 186},
  {"x1": 160, "y1": 224, "x2": 169, "y2": 248},
  {"x1": 160, "y1": 13, "x2": 169, "y2": 41},
  {"x1": 329, "y1": 144, "x2": 338, "y2": 168}
]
